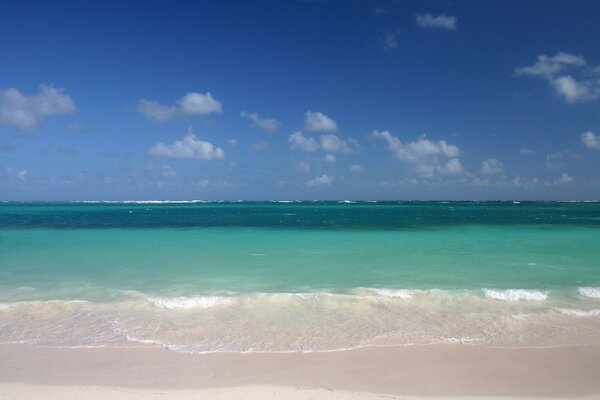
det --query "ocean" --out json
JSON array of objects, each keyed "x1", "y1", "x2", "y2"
[{"x1": 1, "y1": 201, "x2": 599, "y2": 352}]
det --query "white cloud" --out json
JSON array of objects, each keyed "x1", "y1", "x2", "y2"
[
  {"x1": 289, "y1": 131, "x2": 319, "y2": 152},
  {"x1": 0, "y1": 84, "x2": 75, "y2": 129},
  {"x1": 581, "y1": 131, "x2": 600, "y2": 149},
  {"x1": 227, "y1": 138, "x2": 237, "y2": 147},
  {"x1": 148, "y1": 129, "x2": 225, "y2": 160},
  {"x1": 296, "y1": 161, "x2": 310, "y2": 172},
  {"x1": 415, "y1": 13, "x2": 457, "y2": 30},
  {"x1": 240, "y1": 111, "x2": 281, "y2": 132},
  {"x1": 480, "y1": 158, "x2": 505, "y2": 175},
  {"x1": 178, "y1": 92, "x2": 222, "y2": 115},
  {"x1": 138, "y1": 92, "x2": 222, "y2": 121},
  {"x1": 137, "y1": 99, "x2": 176, "y2": 121},
  {"x1": 515, "y1": 52, "x2": 600, "y2": 103},
  {"x1": 471, "y1": 177, "x2": 490, "y2": 186},
  {"x1": 306, "y1": 174, "x2": 334, "y2": 187},
  {"x1": 289, "y1": 131, "x2": 358, "y2": 153},
  {"x1": 162, "y1": 165, "x2": 177, "y2": 178},
  {"x1": 66, "y1": 122, "x2": 86, "y2": 133},
  {"x1": 519, "y1": 148, "x2": 536, "y2": 155},
  {"x1": 372, "y1": 130, "x2": 463, "y2": 177},
  {"x1": 323, "y1": 153, "x2": 336, "y2": 162},
  {"x1": 437, "y1": 158, "x2": 464, "y2": 174},
  {"x1": 555, "y1": 173, "x2": 573, "y2": 185},
  {"x1": 380, "y1": 32, "x2": 398, "y2": 50},
  {"x1": 319, "y1": 134, "x2": 359, "y2": 153},
  {"x1": 515, "y1": 52, "x2": 586, "y2": 78},
  {"x1": 251, "y1": 140, "x2": 270, "y2": 150},
  {"x1": 2, "y1": 167, "x2": 27, "y2": 181},
  {"x1": 304, "y1": 111, "x2": 338, "y2": 132},
  {"x1": 349, "y1": 164, "x2": 363, "y2": 173}
]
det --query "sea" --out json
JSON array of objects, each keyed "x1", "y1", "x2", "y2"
[{"x1": 1, "y1": 201, "x2": 599, "y2": 352}]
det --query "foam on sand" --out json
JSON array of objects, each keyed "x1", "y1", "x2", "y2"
[{"x1": 556, "y1": 308, "x2": 600, "y2": 317}]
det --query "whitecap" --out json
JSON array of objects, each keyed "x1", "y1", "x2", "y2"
[
  {"x1": 483, "y1": 289, "x2": 548, "y2": 301},
  {"x1": 147, "y1": 296, "x2": 231, "y2": 310},
  {"x1": 363, "y1": 288, "x2": 414, "y2": 299},
  {"x1": 578, "y1": 287, "x2": 600, "y2": 299}
]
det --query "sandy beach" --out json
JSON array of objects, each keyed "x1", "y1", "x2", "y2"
[{"x1": 1, "y1": 343, "x2": 599, "y2": 399}]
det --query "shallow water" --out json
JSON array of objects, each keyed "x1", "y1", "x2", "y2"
[{"x1": 1, "y1": 201, "x2": 599, "y2": 352}]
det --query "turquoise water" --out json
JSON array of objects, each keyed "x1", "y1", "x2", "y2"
[{"x1": 1, "y1": 201, "x2": 599, "y2": 351}]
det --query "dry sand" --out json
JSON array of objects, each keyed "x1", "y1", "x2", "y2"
[{"x1": 1, "y1": 343, "x2": 599, "y2": 399}]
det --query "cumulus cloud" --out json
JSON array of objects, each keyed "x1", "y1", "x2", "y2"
[
  {"x1": 519, "y1": 148, "x2": 536, "y2": 155},
  {"x1": 555, "y1": 173, "x2": 573, "y2": 185},
  {"x1": 515, "y1": 52, "x2": 600, "y2": 103},
  {"x1": 380, "y1": 32, "x2": 398, "y2": 50},
  {"x1": 240, "y1": 111, "x2": 281, "y2": 132},
  {"x1": 137, "y1": 92, "x2": 222, "y2": 121},
  {"x1": 289, "y1": 131, "x2": 358, "y2": 153},
  {"x1": 251, "y1": 140, "x2": 270, "y2": 150},
  {"x1": 2, "y1": 167, "x2": 27, "y2": 181},
  {"x1": 289, "y1": 131, "x2": 319, "y2": 152},
  {"x1": 323, "y1": 154, "x2": 336, "y2": 162},
  {"x1": 148, "y1": 129, "x2": 225, "y2": 160},
  {"x1": 415, "y1": 13, "x2": 457, "y2": 30},
  {"x1": 0, "y1": 84, "x2": 76, "y2": 129},
  {"x1": 162, "y1": 165, "x2": 177, "y2": 178},
  {"x1": 349, "y1": 164, "x2": 363, "y2": 173},
  {"x1": 372, "y1": 130, "x2": 463, "y2": 177},
  {"x1": 320, "y1": 134, "x2": 359, "y2": 153},
  {"x1": 296, "y1": 161, "x2": 310, "y2": 172},
  {"x1": 306, "y1": 174, "x2": 334, "y2": 187},
  {"x1": 480, "y1": 158, "x2": 505, "y2": 175},
  {"x1": 304, "y1": 111, "x2": 338, "y2": 132},
  {"x1": 437, "y1": 158, "x2": 464, "y2": 174},
  {"x1": 581, "y1": 131, "x2": 600, "y2": 149}
]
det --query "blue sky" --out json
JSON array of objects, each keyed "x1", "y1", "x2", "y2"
[{"x1": 1, "y1": 0, "x2": 600, "y2": 200}]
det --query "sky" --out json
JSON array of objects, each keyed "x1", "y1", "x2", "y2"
[{"x1": 1, "y1": 0, "x2": 600, "y2": 201}]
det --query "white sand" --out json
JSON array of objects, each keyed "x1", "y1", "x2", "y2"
[{"x1": 1, "y1": 343, "x2": 599, "y2": 399}]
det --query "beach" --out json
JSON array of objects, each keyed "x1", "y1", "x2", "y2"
[
  {"x1": 1, "y1": 202, "x2": 599, "y2": 398},
  {"x1": 2, "y1": 343, "x2": 600, "y2": 399}
]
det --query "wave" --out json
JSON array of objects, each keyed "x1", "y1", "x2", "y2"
[
  {"x1": 483, "y1": 289, "x2": 548, "y2": 301},
  {"x1": 79, "y1": 200, "x2": 206, "y2": 204},
  {"x1": 555, "y1": 308, "x2": 600, "y2": 317},
  {"x1": 147, "y1": 295, "x2": 231, "y2": 309},
  {"x1": 578, "y1": 287, "x2": 600, "y2": 299},
  {"x1": 359, "y1": 288, "x2": 414, "y2": 299}
]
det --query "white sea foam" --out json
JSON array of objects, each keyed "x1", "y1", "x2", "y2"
[
  {"x1": 556, "y1": 308, "x2": 600, "y2": 317},
  {"x1": 147, "y1": 295, "x2": 231, "y2": 309},
  {"x1": 361, "y1": 288, "x2": 414, "y2": 299},
  {"x1": 578, "y1": 287, "x2": 600, "y2": 299},
  {"x1": 0, "y1": 303, "x2": 12, "y2": 310},
  {"x1": 483, "y1": 289, "x2": 548, "y2": 301}
]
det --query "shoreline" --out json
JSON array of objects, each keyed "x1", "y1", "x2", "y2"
[{"x1": 1, "y1": 343, "x2": 600, "y2": 398}]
